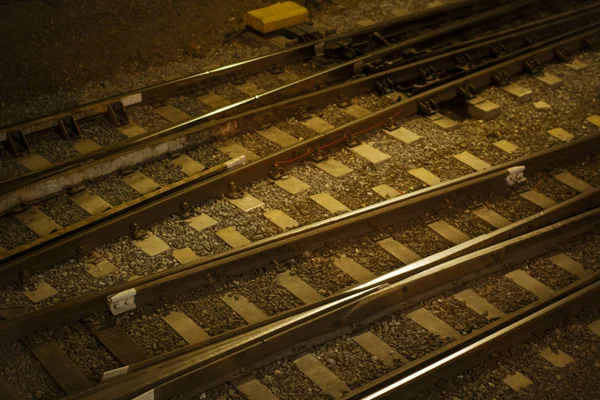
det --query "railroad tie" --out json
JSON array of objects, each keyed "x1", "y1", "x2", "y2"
[
  {"x1": 565, "y1": 59, "x2": 587, "y2": 70},
  {"x1": 502, "y1": 83, "x2": 533, "y2": 103},
  {"x1": 161, "y1": 309, "x2": 210, "y2": 345},
  {"x1": 586, "y1": 115, "x2": 600, "y2": 128},
  {"x1": 377, "y1": 237, "x2": 422, "y2": 265},
  {"x1": 235, "y1": 81, "x2": 265, "y2": 97},
  {"x1": 88, "y1": 322, "x2": 148, "y2": 366},
  {"x1": 217, "y1": 141, "x2": 259, "y2": 162},
  {"x1": 153, "y1": 105, "x2": 191, "y2": 123},
  {"x1": 85, "y1": 257, "x2": 117, "y2": 278},
  {"x1": 535, "y1": 72, "x2": 563, "y2": 88},
  {"x1": 427, "y1": 0, "x2": 444, "y2": 8},
  {"x1": 372, "y1": 184, "x2": 401, "y2": 199},
  {"x1": 385, "y1": 126, "x2": 421, "y2": 144},
  {"x1": 14, "y1": 206, "x2": 61, "y2": 237},
  {"x1": 426, "y1": 112, "x2": 459, "y2": 130},
  {"x1": 406, "y1": 308, "x2": 462, "y2": 341},
  {"x1": 505, "y1": 270, "x2": 555, "y2": 300},
  {"x1": 293, "y1": 353, "x2": 350, "y2": 398},
  {"x1": 332, "y1": 256, "x2": 375, "y2": 284},
  {"x1": 171, "y1": 154, "x2": 206, "y2": 176},
  {"x1": 172, "y1": 247, "x2": 200, "y2": 264},
  {"x1": 121, "y1": 170, "x2": 160, "y2": 195},
  {"x1": 533, "y1": 101, "x2": 552, "y2": 112},
  {"x1": 310, "y1": 192, "x2": 351, "y2": 214},
  {"x1": 548, "y1": 253, "x2": 593, "y2": 279},
  {"x1": 553, "y1": 172, "x2": 593, "y2": 193},
  {"x1": 117, "y1": 123, "x2": 147, "y2": 138},
  {"x1": 216, "y1": 227, "x2": 252, "y2": 249},
  {"x1": 503, "y1": 370, "x2": 534, "y2": 392},
  {"x1": 221, "y1": 293, "x2": 268, "y2": 324},
  {"x1": 453, "y1": 151, "x2": 492, "y2": 172},
  {"x1": 465, "y1": 96, "x2": 502, "y2": 121},
  {"x1": 539, "y1": 346, "x2": 575, "y2": 368},
  {"x1": 25, "y1": 338, "x2": 94, "y2": 394},
  {"x1": 493, "y1": 139, "x2": 518, "y2": 154},
  {"x1": 339, "y1": 104, "x2": 371, "y2": 119},
  {"x1": 275, "y1": 71, "x2": 299, "y2": 84},
  {"x1": 548, "y1": 128, "x2": 575, "y2": 143},
  {"x1": 257, "y1": 126, "x2": 298, "y2": 148},
  {"x1": 313, "y1": 158, "x2": 353, "y2": 177},
  {"x1": 408, "y1": 167, "x2": 441, "y2": 187},
  {"x1": 226, "y1": 193, "x2": 265, "y2": 212},
  {"x1": 17, "y1": 153, "x2": 52, "y2": 172},
  {"x1": 299, "y1": 116, "x2": 334, "y2": 134},
  {"x1": 274, "y1": 175, "x2": 311, "y2": 194},
  {"x1": 471, "y1": 207, "x2": 511, "y2": 229},
  {"x1": 391, "y1": 7, "x2": 408, "y2": 17},
  {"x1": 69, "y1": 189, "x2": 111, "y2": 215},
  {"x1": 275, "y1": 270, "x2": 323, "y2": 304},
  {"x1": 133, "y1": 232, "x2": 170, "y2": 257},
  {"x1": 519, "y1": 190, "x2": 557, "y2": 210},
  {"x1": 453, "y1": 289, "x2": 505, "y2": 320},
  {"x1": 349, "y1": 143, "x2": 391, "y2": 165},
  {"x1": 264, "y1": 210, "x2": 300, "y2": 231},
  {"x1": 351, "y1": 331, "x2": 407, "y2": 367},
  {"x1": 356, "y1": 18, "x2": 376, "y2": 27},
  {"x1": 235, "y1": 376, "x2": 279, "y2": 400},
  {"x1": 197, "y1": 92, "x2": 231, "y2": 110},
  {"x1": 186, "y1": 213, "x2": 218, "y2": 232},
  {"x1": 24, "y1": 281, "x2": 58, "y2": 303},
  {"x1": 428, "y1": 220, "x2": 470, "y2": 245},
  {"x1": 588, "y1": 320, "x2": 600, "y2": 337},
  {"x1": 72, "y1": 138, "x2": 102, "y2": 155}
]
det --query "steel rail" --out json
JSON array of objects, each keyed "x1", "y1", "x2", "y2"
[
  {"x1": 344, "y1": 280, "x2": 600, "y2": 400},
  {"x1": 0, "y1": 0, "x2": 495, "y2": 141},
  {"x1": 0, "y1": 22, "x2": 598, "y2": 288},
  {"x1": 67, "y1": 206, "x2": 600, "y2": 400},
  {"x1": 2, "y1": 3, "x2": 598, "y2": 209},
  {"x1": 99, "y1": 186, "x2": 600, "y2": 380},
  {"x1": 0, "y1": 0, "x2": 558, "y2": 197},
  {"x1": 0, "y1": 137, "x2": 597, "y2": 346}
]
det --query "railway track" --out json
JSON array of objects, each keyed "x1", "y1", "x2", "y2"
[
  {"x1": 427, "y1": 303, "x2": 600, "y2": 399},
  {"x1": 0, "y1": 0, "x2": 504, "y2": 191},
  {"x1": 1, "y1": 1, "x2": 600, "y2": 399},
  {"x1": 35, "y1": 195, "x2": 600, "y2": 400},
  {"x1": 0, "y1": 0, "x2": 592, "y2": 202},
  {"x1": 1, "y1": 0, "x2": 600, "y2": 285},
  {"x1": 0, "y1": 0, "x2": 567, "y2": 205},
  {"x1": 0, "y1": 129, "x2": 599, "y2": 398}
]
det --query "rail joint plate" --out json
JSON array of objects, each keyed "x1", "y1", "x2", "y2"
[
  {"x1": 506, "y1": 166, "x2": 526, "y2": 186},
  {"x1": 108, "y1": 288, "x2": 137, "y2": 315}
]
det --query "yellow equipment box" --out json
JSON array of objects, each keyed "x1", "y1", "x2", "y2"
[{"x1": 244, "y1": 2, "x2": 309, "y2": 34}]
